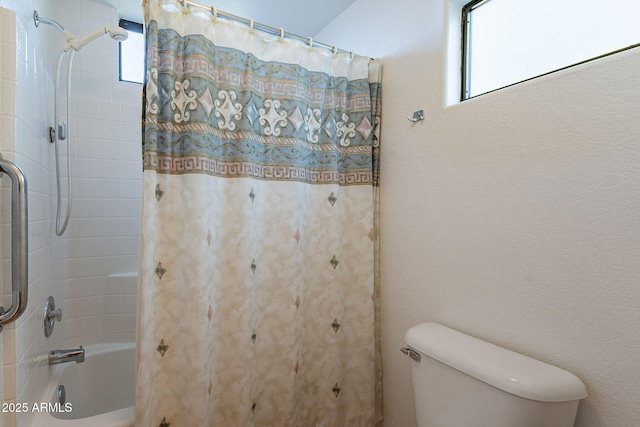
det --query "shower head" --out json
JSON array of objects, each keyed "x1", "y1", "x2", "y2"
[
  {"x1": 65, "y1": 26, "x2": 129, "y2": 52},
  {"x1": 108, "y1": 27, "x2": 129, "y2": 42}
]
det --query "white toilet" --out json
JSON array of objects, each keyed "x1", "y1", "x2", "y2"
[{"x1": 402, "y1": 322, "x2": 587, "y2": 427}]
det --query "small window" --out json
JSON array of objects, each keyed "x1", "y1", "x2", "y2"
[
  {"x1": 119, "y1": 19, "x2": 144, "y2": 84},
  {"x1": 461, "y1": 0, "x2": 640, "y2": 100}
]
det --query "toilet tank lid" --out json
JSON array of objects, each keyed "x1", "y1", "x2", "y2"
[{"x1": 404, "y1": 322, "x2": 587, "y2": 402}]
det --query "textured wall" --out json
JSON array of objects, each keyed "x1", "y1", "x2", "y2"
[{"x1": 317, "y1": 1, "x2": 640, "y2": 426}]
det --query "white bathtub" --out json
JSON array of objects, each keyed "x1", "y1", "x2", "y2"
[{"x1": 31, "y1": 343, "x2": 135, "y2": 427}]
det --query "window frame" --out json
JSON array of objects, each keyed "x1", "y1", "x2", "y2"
[
  {"x1": 460, "y1": 0, "x2": 485, "y2": 101},
  {"x1": 118, "y1": 19, "x2": 144, "y2": 84},
  {"x1": 459, "y1": 0, "x2": 640, "y2": 101}
]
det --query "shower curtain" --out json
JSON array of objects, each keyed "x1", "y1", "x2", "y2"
[{"x1": 137, "y1": 1, "x2": 381, "y2": 425}]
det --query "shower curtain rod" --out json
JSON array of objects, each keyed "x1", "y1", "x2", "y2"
[{"x1": 179, "y1": 0, "x2": 356, "y2": 56}]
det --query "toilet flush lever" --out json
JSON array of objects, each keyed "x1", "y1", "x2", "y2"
[{"x1": 400, "y1": 347, "x2": 421, "y2": 362}]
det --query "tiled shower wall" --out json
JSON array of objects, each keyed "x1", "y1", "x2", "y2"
[
  {"x1": 1, "y1": 3, "x2": 64, "y2": 426},
  {"x1": 0, "y1": 0, "x2": 141, "y2": 424},
  {"x1": 53, "y1": 0, "x2": 142, "y2": 346}
]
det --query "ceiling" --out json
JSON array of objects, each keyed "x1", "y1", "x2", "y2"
[{"x1": 95, "y1": 0, "x2": 356, "y2": 37}]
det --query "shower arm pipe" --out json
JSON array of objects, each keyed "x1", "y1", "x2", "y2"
[
  {"x1": 33, "y1": 11, "x2": 63, "y2": 32},
  {"x1": 178, "y1": 0, "x2": 357, "y2": 56},
  {"x1": 33, "y1": 11, "x2": 77, "y2": 48}
]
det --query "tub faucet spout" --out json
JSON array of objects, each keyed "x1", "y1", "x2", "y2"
[{"x1": 48, "y1": 346, "x2": 84, "y2": 365}]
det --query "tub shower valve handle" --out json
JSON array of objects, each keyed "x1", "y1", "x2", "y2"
[
  {"x1": 48, "y1": 307, "x2": 62, "y2": 322},
  {"x1": 44, "y1": 296, "x2": 62, "y2": 337}
]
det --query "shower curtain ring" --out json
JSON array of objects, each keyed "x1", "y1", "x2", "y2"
[
  {"x1": 307, "y1": 37, "x2": 313, "y2": 48},
  {"x1": 211, "y1": 6, "x2": 218, "y2": 19},
  {"x1": 279, "y1": 28, "x2": 285, "y2": 39},
  {"x1": 180, "y1": 0, "x2": 188, "y2": 14},
  {"x1": 249, "y1": 19, "x2": 254, "y2": 30}
]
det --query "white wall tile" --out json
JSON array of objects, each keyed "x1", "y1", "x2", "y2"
[
  {"x1": 75, "y1": 116, "x2": 101, "y2": 139},
  {"x1": 75, "y1": 98, "x2": 100, "y2": 118},
  {"x1": 99, "y1": 101, "x2": 121, "y2": 121},
  {"x1": 100, "y1": 139, "x2": 122, "y2": 160},
  {"x1": 100, "y1": 179, "x2": 122, "y2": 198},
  {"x1": 100, "y1": 120, "x2": 122, "y2": 140},
  {"x1": 80, "y1": 71, "x2": 113, "y2": 101},
  {"x1": 121, "y1": 103, "x2": 140, "y2": 122},
  {"x1": 76, "y1": 137, "x2": 101, "y2": 159},
  {"x1": 4, "y1": 0, "x2": 141, "y2": 415},
  {"x1": 54, "y1": 0, "x2": 84, "y2": 24},
  {"x1": 75, "y1": 41, "x2": 114, "y2": 74},
  {"x1": 112, "y1": 80, "x2": 142, "y2": 105}
]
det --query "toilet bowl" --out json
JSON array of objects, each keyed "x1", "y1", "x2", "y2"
[{"x1": 402, "y1": 322, "x2": 587, "y2": 427}]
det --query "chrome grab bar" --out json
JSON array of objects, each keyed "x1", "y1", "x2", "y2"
[{"x1": 0, "y1": 156, "x2": 28, "y2": 331}]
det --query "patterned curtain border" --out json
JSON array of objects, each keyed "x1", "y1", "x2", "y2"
[{"x1": 142, "y1": 21, "x2": 381, "y2": 187}]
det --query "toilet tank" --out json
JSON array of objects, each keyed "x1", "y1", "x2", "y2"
[{"x1": 403, "y1": 323, "x2": 587, "y2": 427}]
